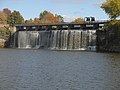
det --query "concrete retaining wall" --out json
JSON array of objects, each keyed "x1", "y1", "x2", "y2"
[{"x1": 97, "y1": 30, "x2": 120, "y2": 52}]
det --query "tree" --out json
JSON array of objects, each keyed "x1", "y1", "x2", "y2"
[
  {"x1": 101, "y1": 0, "x2": 120, "y2": 20},
  {"x1": 72, "y1": 18, "x2": 84, "y2": 23},
  {"x1": 3, "y1": 8, "x2": 11, "y2": 15},
  {"x1": 7, "y1": 10, "x2": 24, "y2": 25},
  {"x1": 39, "y1": 10, "x2": 64, "y2": 23},
  {"x1": 56, "y1": 15, "x2": 64, "y2": 22},
  {"x1": 25, "y1": 18, "x2": 34, "y2": 24},
  {"x1": 39, "y1": 10, "x2": 49, "y2": 20},
  {"x1": 0, "y1": 12, "x2": 8, "y2": 24},
  {"x1": 34, "y1": 18, "x2": 40, "y2": 24}
]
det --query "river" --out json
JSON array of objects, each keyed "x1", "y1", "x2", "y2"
[{"x1": 0, "y1": 49, "x2": 120, "y2": 90}]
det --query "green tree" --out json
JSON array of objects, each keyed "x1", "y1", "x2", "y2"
[
  {"x1": 56, "y1": 15, "x2": 64, "y2": 22},
  {"x1": 101, "y1": 0, "x2": 120, "y2": 20},
  {"x1": 39, "y1": 10, "x2": 49, "y2": 20},
  {"x1": 8, "y1": 10, "x2": 24, "y2": 26}
]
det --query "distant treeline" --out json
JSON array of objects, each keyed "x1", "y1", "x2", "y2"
[{"x1": 0, "y1": 8, "x2": 83, "y2": 25}]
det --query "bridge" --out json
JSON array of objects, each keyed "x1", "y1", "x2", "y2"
[{"x1": 15, "y1": 20, "x2": 108, "y2": 31}]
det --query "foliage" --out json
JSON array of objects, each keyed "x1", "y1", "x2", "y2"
[
  {"x1": 34, "y1": 18, "x2": 40, "y2": 24},
  {"x1": 101, "y1": 0, "x2": 120, "y2": 39},
  {"x1": 101, "y1": 0, "x2": 120, "y2": 20},
  {"x1": 1, "y1": 8, "x2": 65, "y2": 25},
  {"x1": 39, "y1": 10, "x2": 48, "y2": 20},
  {"x1": 56, "y1": 15, "x2": 64, "y2": 22},
  {"x1": 0, "y1": 27, "x2": 11, "y2": 40},
  {"x1": 25, "y1": 18, "x2": 34, "y2": 24},
  {"x1": 7, "y1": 10, "x2": 24, "y2": 25},
  {"x1": 72, "y1": 18, "x2": 84, "y2": 23},
  {"x1": 0, "y1": 27, "x2": 12, "y2": 48},
  {"x1": 39, "y1": 10, "x2": 64, "y2": 23},
  {"x1": 0, "y1": 12, "x2": 8, "y2": 24},
  {"x1": 3, "y1": 8, "x2": 11, "y2": 15},
  {"x1": 0, "y1": 8, "x2": 11, "y2": 24}
]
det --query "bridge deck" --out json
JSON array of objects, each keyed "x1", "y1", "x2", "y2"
[{"x1": 15, "y1": 20, "x2": 108, "y2": 31}]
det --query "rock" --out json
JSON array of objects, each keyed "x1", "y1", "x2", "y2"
[{"x1": 0, "y1": 39, "x2": 6, "y2": 48}]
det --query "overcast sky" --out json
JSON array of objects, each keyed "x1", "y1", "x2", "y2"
[{"x1": 0, "y1": 0, "x2": 109, "y2": 22}]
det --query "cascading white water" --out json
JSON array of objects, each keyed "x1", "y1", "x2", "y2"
[
  {"x1": 17, "y1": 31, "x2": 40, "y2": 48},
  {"x1": 11, "y1": 30, "x2": 96, "y2": 51}
]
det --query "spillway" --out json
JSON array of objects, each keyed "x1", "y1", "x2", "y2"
[{"x1": 10, "y1": 30, "x2": 96, "y2": 51}]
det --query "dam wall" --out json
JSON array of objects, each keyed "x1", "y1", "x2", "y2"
[
  {"x1": 10, "y1": 30, "x2": 96, "y2": 51},
  {"x1": 8, "y1": 21, "x2": 108, "y2": 51}
]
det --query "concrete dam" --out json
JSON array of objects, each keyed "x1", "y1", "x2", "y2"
[{"x1": 10, "y1": 20, "x2": 107, "y2": 51}]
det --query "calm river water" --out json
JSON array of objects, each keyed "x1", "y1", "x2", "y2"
[{"x1": 0, "y1": 49, "x2": 120, "y2": 90}]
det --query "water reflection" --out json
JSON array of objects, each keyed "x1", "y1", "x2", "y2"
[{"x1": 0, "y1": 49, "x2": 120, "y2": 90}]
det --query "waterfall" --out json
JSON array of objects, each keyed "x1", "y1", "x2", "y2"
[
  {"x1": 17, "y1": 31, "x2": 40, "y2": 48},
  {"x1": 11, "y1": 30, "x2": 96, "y2": 51}
]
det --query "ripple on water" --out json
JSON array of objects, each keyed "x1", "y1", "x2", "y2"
[{"x1": 0, "y1": 49, "x2": 120, "y2": 90}]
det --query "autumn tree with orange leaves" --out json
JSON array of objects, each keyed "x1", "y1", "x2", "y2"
[
  {"x1": 0, "y1": 12, "x2": 8, "y2": 24},
  {"x1": 34, "y1": 18, "x2": 40, "y2": 24},
  {"x1": 39, "y1": 10, "x2": 64, "y2": 23}
]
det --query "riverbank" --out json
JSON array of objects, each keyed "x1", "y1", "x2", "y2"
[{"x1": 0, "y1": 24, "x2": 15, "y2": 48}]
